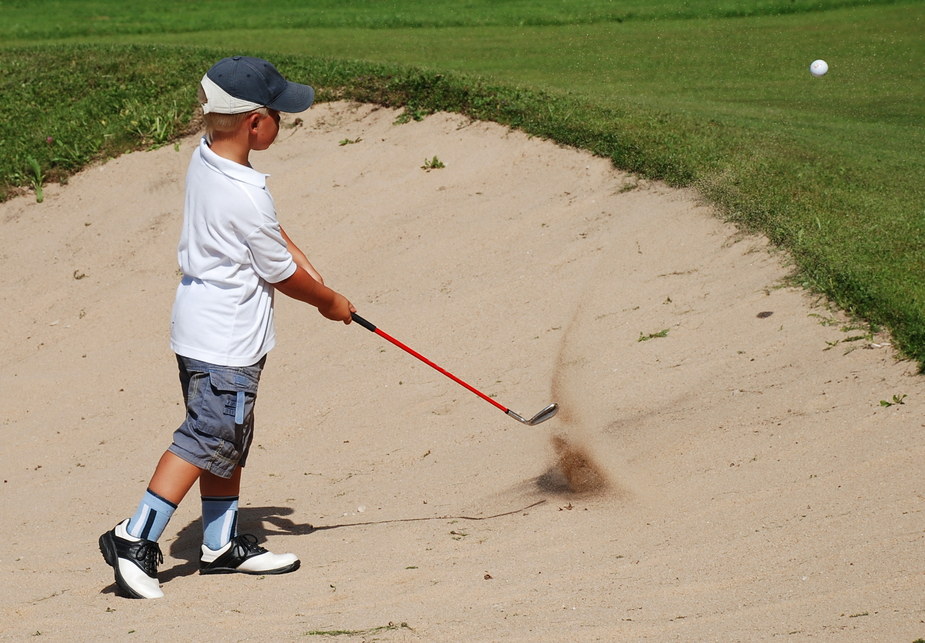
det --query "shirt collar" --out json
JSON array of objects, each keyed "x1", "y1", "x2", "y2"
[{"x1": 199, "y1": 137, "x2": 269, "y2": 188}]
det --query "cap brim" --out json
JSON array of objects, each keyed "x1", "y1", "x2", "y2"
[{"x1": 267, "y1": 82, "x2": 315, "y2": 113}]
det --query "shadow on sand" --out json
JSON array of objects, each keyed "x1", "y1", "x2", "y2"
[{"x1": 153, "y1": 499, "x2": 547, "y2": 585}]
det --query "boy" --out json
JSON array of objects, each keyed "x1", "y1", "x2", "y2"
[{"x1": 99, "y1": 56, "x2": 354, "y2": 599}]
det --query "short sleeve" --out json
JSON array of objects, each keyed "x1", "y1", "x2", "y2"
[{"x1": 245, "y1": 223, "x2": 297, "y2": 283}]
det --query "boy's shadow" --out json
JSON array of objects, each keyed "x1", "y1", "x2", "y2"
[
  {"x1": 160, "y1": 506, "x2": 315, "y2": 583},
  {"x1": 103, "y1": 498, "x2": 546, "y2": 593}
]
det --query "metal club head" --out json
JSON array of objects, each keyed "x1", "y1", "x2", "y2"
[{"x1": 507, "y1": 403, "x2": 559, "y2": 426}]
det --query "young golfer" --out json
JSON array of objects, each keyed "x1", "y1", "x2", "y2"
[{"x1": 99, "y1": 56, "x2": 354, "y2": 599}]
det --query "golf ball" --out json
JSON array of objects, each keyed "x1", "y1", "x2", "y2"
[{"x1": 810, "y1": 59, "x2": 828, "y2": 77}]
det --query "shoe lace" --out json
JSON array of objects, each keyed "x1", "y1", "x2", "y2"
[
  {"x1": 135, "y1": 541, "x2": 164, "y2": 575},
  {"x1": 230, "y1": 533, "x2": 267, "y2": 556}
]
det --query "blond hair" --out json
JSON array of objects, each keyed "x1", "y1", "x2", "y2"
[{"x1": 198, "y1": 83, "x2": 268, "y2": 140}]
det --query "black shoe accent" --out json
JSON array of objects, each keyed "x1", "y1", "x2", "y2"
[
  {"x1": 99, "y1": 524, "x2": 163, "y2": 599},
  {"x1": 199, "y1": 534, "x2": 300, "y2": 575}
]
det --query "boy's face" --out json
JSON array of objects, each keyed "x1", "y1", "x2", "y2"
[{"x1": 252, "y1": 109, "x2": 281, "y2": 151}]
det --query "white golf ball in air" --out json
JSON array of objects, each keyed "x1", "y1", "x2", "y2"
[{"x1": 809, "y1": 59, "x2": 828, "y2": 77}]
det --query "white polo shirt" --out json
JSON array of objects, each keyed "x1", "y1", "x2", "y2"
[{"x1": 170, "y1": 138, "x2": 297, "y2": 366}]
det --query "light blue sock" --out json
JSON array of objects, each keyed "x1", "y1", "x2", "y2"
[
  {"x1": 201, "y1": 496, "x2": 239, "y2": 551},
  {"x1": 127, "y1": 489, "x2": 177, "y2": 542}
]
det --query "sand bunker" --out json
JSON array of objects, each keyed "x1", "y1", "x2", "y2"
[{"x1": 1, "y1": 101, "x2": 921, "y2": 640}]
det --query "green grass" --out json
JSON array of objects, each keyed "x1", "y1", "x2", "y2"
[
  {"x1": 0, "y1": 0, "x2": 900, "y2": 36},
  {"x1": 2, "y1": 0, "x2": 924, "y2": 367}
]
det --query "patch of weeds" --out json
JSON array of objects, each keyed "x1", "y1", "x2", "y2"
[
  {"x1": 839, "y1": 319, "x2": 875, "y2": 338},
  {"x1": 809, "y1": 313, "x2": 840, "y2": 327},
  {"x1": 421, "y1": 155, "x2": 445, "y2": 170},
  {"x1": 122, "y1": 100, "x2": 181, "y2": 148},
  {"x1": 638, "y1": 328, "x2": 670, "y2": 342},
  {"x1": 50, "y1": 138, "x2": 92, "y2": 171},
  {"x1": 393, "y1": 103, "x2": 429, "y2": 124},
  {"x1": 305, "y1": 622, "x2": 413, "y2": 637},
  {"x1": 879, "y1": 394, "x2": 907, "y2": 407},
  {"x1": 338, "y1": 137, "x2": 362, "y2": 146},
  {"x1": 810, "y1": 313, "x2": 876, "y2": 337},
  {"x1": 815, "y1": 312, "x2": 878, "y2": 353}
]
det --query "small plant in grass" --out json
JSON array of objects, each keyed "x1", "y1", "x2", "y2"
[
  {"x1": 123, "y1": 100, "x2": 182, "y2": 148},
  {"x1": 879, "y1": 394, "x2": 907, "y2": 407},
  {"x1": 638, "y1": 328, "x2": 670, "y2": 342},
  {"x1": 51, "y1": 139, "x2": 92, "y2": 171},
  {"x1": 338, "y1": 137, "x2": 362, "y2": 146},
  {"x1": 421, "y1": 155, "x2": 445, "y2": 170},
  {"x1": 25, "y1": 156, "x2": 45, "y2": 203}
]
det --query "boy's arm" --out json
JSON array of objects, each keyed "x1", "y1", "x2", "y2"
[
  {"x1": 280, "y1": 226, "x2": 324, "y2": 284},
  {"x1": 273, "y1": 266, "x2": 355, "y2": 323}
]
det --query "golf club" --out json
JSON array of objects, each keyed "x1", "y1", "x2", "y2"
[{"x1": 351, "y1": 313, "x2": 558, "y2": 426}]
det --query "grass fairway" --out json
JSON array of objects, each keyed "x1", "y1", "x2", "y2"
[{"x1": 2, "y1": 0, "x2": 923, "y2": 365}]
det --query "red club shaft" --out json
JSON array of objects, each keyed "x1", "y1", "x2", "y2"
[{"x1": 352, "y1": 313, "x2": 508, "y2": 413}]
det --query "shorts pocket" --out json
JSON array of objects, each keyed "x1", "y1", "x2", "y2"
[{"x1": 209, "y1": 368, "x2": 260, "y2": 425}]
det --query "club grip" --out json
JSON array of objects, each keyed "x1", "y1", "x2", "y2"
[{"x1": 351, "y1": 312, "x2": 377, "y2": 332}]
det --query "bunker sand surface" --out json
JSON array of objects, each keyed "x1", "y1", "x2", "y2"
[{"x1": 1, "y1": 102, "x2": 922, "y2": 640}]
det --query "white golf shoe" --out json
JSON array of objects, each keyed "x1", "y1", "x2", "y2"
[
  {"x1": 200, "y1": 534, "x2": 300, "y2": 575},
  {"x1": 99, "y1": 519, "x2": 164, "y2": 599}
]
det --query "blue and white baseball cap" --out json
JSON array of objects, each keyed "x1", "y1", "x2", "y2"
[{"x1": 200, "y1": 56, "x2": 315, "y2": 115}]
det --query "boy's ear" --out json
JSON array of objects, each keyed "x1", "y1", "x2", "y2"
[{"x1": 246, "y1": 112, "x2": 263, "y2": 132}]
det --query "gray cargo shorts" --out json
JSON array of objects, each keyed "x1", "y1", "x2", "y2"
[{"x1": 167, "y1": 354, "x2": 266, "y2": 478}]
